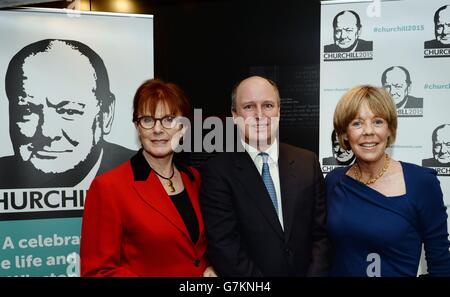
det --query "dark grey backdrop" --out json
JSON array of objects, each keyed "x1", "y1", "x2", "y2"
[{"x1": 29, "y1": 0, "x2": 321, "y2": 164}]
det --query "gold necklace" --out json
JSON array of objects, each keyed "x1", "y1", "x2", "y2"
[
  {"x1": 353, "y1": 154, "x2": 390, "y2": 185},
  {"x1": 152, "y1": 165, "x2": 176, "y2": 193}
]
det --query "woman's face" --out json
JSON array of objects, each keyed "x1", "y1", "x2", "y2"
[
  {"x1": 136, "y1": 101, "x2": 184, "y2": 159},
  {"x1": 345, "y1": 100, "x2": 391, "y2": 164}
]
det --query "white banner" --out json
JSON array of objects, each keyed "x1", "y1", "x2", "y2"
[
  {"x1": 320, "y1": 0, "x2": 450, "y2": 208},
  {"x1": 0, "y1": 8, "x2": 153, "y2": 276},
  {"x1": 320, "y1": 0, "x2": 450, "y2": 276}
]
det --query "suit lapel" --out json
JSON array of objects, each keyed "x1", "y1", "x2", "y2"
[
  {"x1": 234, "y1": 152, "x2": 284, "y2": 240},
  {"x1": 279, "y1": 144, "x2": 299, "y2": 243},
  {"x1": 132, "y1": 172, "x2": 191, "y2": 241}
]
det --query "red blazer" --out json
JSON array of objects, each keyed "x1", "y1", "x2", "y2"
[{"x1": 80, "y1": 151, "x2": 208, "y2": 276}]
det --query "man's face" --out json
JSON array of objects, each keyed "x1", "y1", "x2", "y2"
[
  {"x1": 435, "y1": 7, "x2": 450, "y2": 45},
  {"x1": 232, "y1": 77, "x2": 280, "y2": 150},
  {"x1": 433, "y1": 126, "x2": 450, "y2": 164},
  {"x1": 334, "y1": 12, "x2": 360, "y2": 50},
  {"x1": 383, "y1": 68, "x2": 410, "y2": 106},
  {"x1": 10, "y1": 43, "x2": 103, "y2": 173},
  {"x1": 332, "y1": 137, "x2": 354, "y2": 163}
]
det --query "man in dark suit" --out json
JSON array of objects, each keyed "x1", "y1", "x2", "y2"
[
  {"x1": 324, "y1": 10, "x2": 373, "y2": 53},
  {"x1": 381, "y1": 66, "x2": 423, "y2": 110},
  {"x1": 199, "y1": 76, "x2": 330, "y2": 276},
  {"x1": 0, "y1": 39, "x2": 134, "y2": 189},
  {"x1": 422, "y1": 124, "x2": 450, "y2": 167},
  {"x1": 424, "y1": 5, "x2": 450, "y2": 49},
  {"x1": 322, "y1": 130, "x2": 355, "y2": 166}
]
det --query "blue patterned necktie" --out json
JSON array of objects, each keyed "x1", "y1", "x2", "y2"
[{"x1": 259, "y1": 152, "x2": 279, "y2": 216}]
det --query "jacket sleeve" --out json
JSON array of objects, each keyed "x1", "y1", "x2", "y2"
[
  {"x1": 80, "y1": 177, "x2": 137, "y2": 277},
  {"x1": 307, "y1": 154, "x2": 332, "y2": 276},
  {"x1": 416, "y1": 171, "x2": 450, "y2": 276},
  {"x1": 199, "y1": 161, "x2": 263, "y2": 277}
]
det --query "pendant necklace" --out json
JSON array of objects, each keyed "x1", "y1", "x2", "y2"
[
  {"x1": 153, "y1": 165, "x2": 176, "y2": 193},
  {"x1": 353, "y1": 154, "x2": 390, "y2": 185}
]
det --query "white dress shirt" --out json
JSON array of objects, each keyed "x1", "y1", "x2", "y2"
[{"x1": 241, "y1": 138, "x2": 284, "y2": 229}]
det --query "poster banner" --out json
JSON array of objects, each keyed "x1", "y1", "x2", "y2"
[
  {"x1": 320, "y1": 0, "x2": 450, "y2": 206},
  {"x1": 0, "y1": 8, "x2": 153, "y2": 276}
]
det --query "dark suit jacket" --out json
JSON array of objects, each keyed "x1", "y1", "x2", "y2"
[
  {"x1": 81, "y1": 150, "x2": 208, "y2": 276},
  {"x1": 402, "y1": 95, "x2": 423, "y2": 109},
  {"x1": 0, "y1": 140, "x2": 135, "y2": 189},
  {"x1": 424, "y1": 39, "x2": 450, "y2": 49},
  {"x1": 322, "y1": 156, "x2": 354, "y2": 166},
  {"x1": 324, "y1": 39, "x2": 373, "y2": 52},
  {"x1": 422, "y1": 157, "x2": 450, "y2": 167},
  {"x1": 199, "y1": 143, "x2": 331, "y2": 277},
  {"x1": 97, "y1": 141, "x2": 136, "y2": 175}
]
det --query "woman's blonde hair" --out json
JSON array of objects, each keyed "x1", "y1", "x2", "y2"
[{"x1": 333, "y1": 85, "x2": 397, "y2": 150}]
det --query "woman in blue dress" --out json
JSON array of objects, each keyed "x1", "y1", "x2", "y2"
[{"x1": 326, "y1": 85, "x2": 450, "y2": 276}]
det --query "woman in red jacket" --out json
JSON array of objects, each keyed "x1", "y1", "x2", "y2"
[{"x1": 80, "y1": 79, "x2": 216, "y2": 277}]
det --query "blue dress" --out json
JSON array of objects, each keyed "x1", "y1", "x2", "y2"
[{"x1": 325, "y1": 162, "x2": 450, "y2": 276}]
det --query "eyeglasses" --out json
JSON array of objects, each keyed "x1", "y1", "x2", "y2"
[{"x1": 135, "y1": 115, "x2": 179, "y2": 129}]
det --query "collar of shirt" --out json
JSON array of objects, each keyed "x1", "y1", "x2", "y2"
[
  {"x1": 240, "y1": 138, "x2": 284, "y2": 229},
  {"x1": 241, "y1": 138, "x2": 279, "y2": 166}
]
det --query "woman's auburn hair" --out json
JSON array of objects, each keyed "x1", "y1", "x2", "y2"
[{"x1": 133, "y1": 79, "x2": 191, "y2": 122}]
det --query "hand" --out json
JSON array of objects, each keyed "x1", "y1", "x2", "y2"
[{"x1": 202, "y1": 266, "x2": 217, "y2": 277}]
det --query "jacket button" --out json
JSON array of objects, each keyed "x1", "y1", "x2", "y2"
[
  {"x1": 285, "y1": 248, "x2": 291, "y2": 255},
  {"x1": 193, "y1": 259, "x2": 201, "y2": 267}
]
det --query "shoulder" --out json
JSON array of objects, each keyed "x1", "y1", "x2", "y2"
[
  {"x1": 424, "y1": 39, "x2": 441, "y2": 48},
  {"x1": 357, "y1": 39, "x2": 373, "y2": 50},
  {"x1": 325, "y1": 166, "x2": 348, "y2": 184},
  {"x1": 188, "y1": 166, "x2": 200, "y2": 178},
  {"x1": 98, "y1": 141, "x2": 136, "y2": 174},
  {"x1": 406, "y1": 95, "x2": 423, "y2": 103},
  {"x1": 422, "y1": 158, "x2": 442, "y2": 167},
  {"x1": 201, "y1": 152, "x2": 239, "y2": 170},
  {"x1": 324, "y1": 167, "x2": 348, "y2": 197},
  {"x1": 424, "y1": 39, "x2": 433, "y2": 46},
  {"x1": 359, "y1": 39, "x2": 372, "y2": 45},
  {"x1": 102, "y1": 141, "x2": 136, "y2": 158},
  {"x1": 279, "y1": 143, "x2": 322, "y2": 178},
  {"x1": 94, "y1": 160, "x2": 133, "y2": 186},
  {"x1": 279, "y1": 143, "x2": 320, "y2": 171},
  {"x1": 421, "y1": 158, "x2": 433, "y2": 166},
  {"x1": 322, "y1": 156, "x2": 338, "y2": 165},
  {"x1": 402, "y1": 161, "x2": 434, "y2": 173},
  {"x1": 402, "y1": 162, "x2": 446, "y2": 213},
  {"x1": 280, "y1": 142, "x2": 316, "y2": 160},
  {"x1": 0, "y1": 155, "x2": 18, "y2": 183},
  {"x1": 324, "y1": 43, "x2": 336, "y2": 52},
  {"x1": 0, "y1": 155, "x2": 16, "y2": 167},
  {"x1": 408, "y1": 95, "x2": 422, "y2": 99},
  {"x1": 177, "y1": 163, "x2": 200, "y2": 183},
  {"x1": 402, "y1": 161, "x2": 438, "y2": 185}
]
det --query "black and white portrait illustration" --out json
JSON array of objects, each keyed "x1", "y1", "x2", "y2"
[
  {"x1": 0, "y1": 39, "x2": 136, "y2": 189},
  {"x1": 324, "y1": 10, "x2": 373, "y2": 53},
  {"x1": 381, "y1": 66, "x2": 423, "y2": 117},
  {"x1": 424, "y1": 5, "x2": 450, "y2": 49},
  {"x1": 422, "y1": 124, "x2": 450, "y2": 168},
  {"x1": 322, "y1": 129, "x2": 355, "y2": 166}
]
